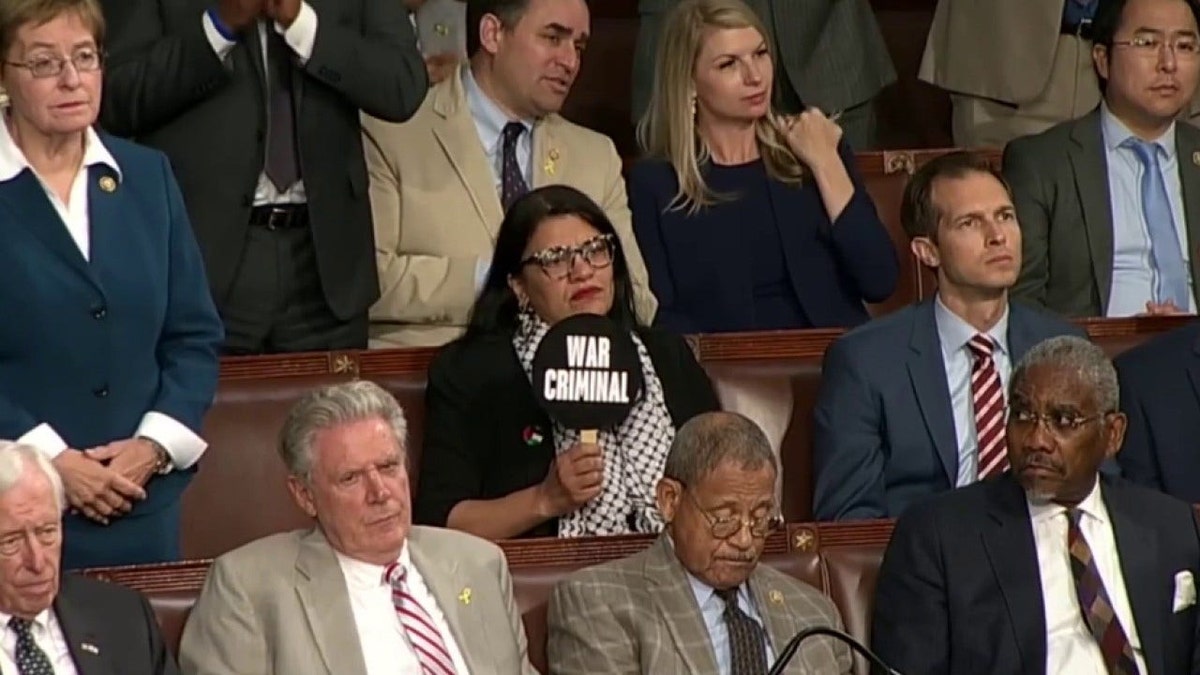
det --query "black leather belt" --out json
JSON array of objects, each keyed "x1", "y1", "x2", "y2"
[
  {"x1": 249, "y1": 204, "x2": 309, "y2": 230},
  {"x1": 1061, "y1": 18, "x2": 1095, "y2": 40}
]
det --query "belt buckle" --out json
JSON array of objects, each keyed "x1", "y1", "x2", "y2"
[{"x1": 265, "y1": 207, "x2": 290, "y2": 231}]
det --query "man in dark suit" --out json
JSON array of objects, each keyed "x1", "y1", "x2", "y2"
[
  {"x1": 1115, "y1": 320, "x2": 1200, "y2": 502},
  {"x1": 631, "y1": 0, "x2": 895, "y2": 150},
  {"x1": 813, "y1": 152, "x2": 1082, "y2": 521},
  {"x1": 1004, "y1": 0, "x2": 1200, "y2": 318},
  {"x1": 873, "y1": 335, "x2": 1200, "y2": 675},
  {"x1": 0, "y1": 441, "x2": 179, "y2": 673},
  {"x1": 99, "y1": 0, "x2": 428, "y2": 353}
]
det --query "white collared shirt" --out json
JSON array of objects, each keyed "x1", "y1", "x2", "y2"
[
  {"x1": 1029, "y1": 480, "x2": 1148, "y2": 675},
  {"x1": 0, "y1": 609, "x2": 79, "y2": 675},
  {"x1": 933, "y1": 295, "x2": 1012, "y2": 486},
  {"x1": 0, "y1": 115, "x2": 206, "y2": 468},
  {"x1": 461, "y1": 65, "x2": 534, "y2": 194},
  {"x1": 335, "y1": 544, "x2": 472, "y2": 675}
]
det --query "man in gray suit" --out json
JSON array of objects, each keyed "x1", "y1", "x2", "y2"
[
  {"x1": 1005, "y1": 0, "x2": 1200, "y2": 318},
  {"x1": 547, "y1": 412, "x2": 851, "y2": 675},
  {"x1": 179, "y1": 381, "x2": 537, "y2": 675},
  {"x1": 631, "y1": 0, "x2": 895, "y2": 150},
  {"x1": 814, "y1": 152, "x2": 1082, "y2": 521}
]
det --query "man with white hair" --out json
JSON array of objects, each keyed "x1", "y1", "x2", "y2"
[
  {"x1": 0, "y1": 441, "x2": 180, "y2": 674},
  {"x1": 179, "y1": 381, "x2": 537, "y2": 675}
]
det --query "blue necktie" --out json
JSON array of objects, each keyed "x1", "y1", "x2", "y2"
[{"x1": 1124, "y1": 138, "x2": 1191, "y2": 308}]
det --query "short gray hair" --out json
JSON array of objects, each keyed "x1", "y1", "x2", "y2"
[
  {"x1": 1011, "y1": 335, "x2": 1118, "y2": 412},
  {"x1": 278, "y1": 381, "x2": 409, "y2": 479},
  {"x1": 0, "y1": 441, "x2": 65, "y2": 512},
  {"x1": 663, "y1": 411, "x2": 777, "y2": 485}
]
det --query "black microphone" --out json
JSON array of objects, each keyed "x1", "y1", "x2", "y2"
[{"x1": 768, "y1": 625, "x2": 903, "y2": 675}]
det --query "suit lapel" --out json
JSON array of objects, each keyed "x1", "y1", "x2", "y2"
[
  {"x1": 747, "y1": 570, "x2": 797, "y2": 668},
  {"x1": 980, "y1": 478, "x2": 1047, "y2": 672},
  {"x1": 645, "y1": 537, "x2": 719, "y2": 674},
  {"x1": 84, "y1": 163, "x2": 122, "y2": 289},
  {"x1": 1067, "y1": 111, "x2": 1115, "y2": 313},
  {"x1": 1173, "y1": 126, "x2": 1200, "y2": 301},
  {"x1": 0, "y1": 169, "x2": 94, "y2": 283},
  {"x1": 54, "y1": 578, "x2": 116, "y2": 675},
  {"x1": 906, "y1": 299, "x2": 959, "y2": 485},
  {"x1": 1005, "y1": 304, "x2": 1039, "y2": 361},
  {"x1": 293, "y1": 530, "x2": 369, "y2": 675},
  {"x1": 1187, "y1": 333, "x2": 1200, "y2": 412},
  {"x1": 531, "y1": 118, "x2": 561, "y2": 190},
  {"x1": 407, "y1": 530, "x2": 497, "y2": 674},
  {"x1": 1104, "y1": 480, "x2": 1168, "y2": 675},
  {"x1": 431, "y1": 72, "x2": 504, "y2": 240}
]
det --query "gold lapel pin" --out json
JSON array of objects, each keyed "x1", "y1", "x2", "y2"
[
  {"x1": 544, "y1": 148, "x2": 560, "y2": 177},
  {"x1": 458, "y1": 587, "x2": 472, "y2": 605},
  {"x1": 80, "y1": 643, "x2": 99, "y2": 654},
  {"x1": 98, "y1": 176, "x2": 116, "y2": 193},
  {"x1": 1192, "y1": 151, "x2": 1200, "y2": 167},
  {"x1": 768, "y1": 590, "x2": 784, "y2": 605}
]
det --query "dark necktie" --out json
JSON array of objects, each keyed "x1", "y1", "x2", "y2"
[
  {"x1": 265, "y1": 31, "x2": 301, "y2": 192},
  {"x1": 9, "y1": 617, "x2": 53, "y2": 675},
  {"x1": 500, "y1": 121, "x2": 529, "y2": 210},
  {"x1": 715, "y1": 587, "x2": 768, "y2": 675},
  {"x1": 1067, "y1": 509, "x2": 1140, "y2": 675}
]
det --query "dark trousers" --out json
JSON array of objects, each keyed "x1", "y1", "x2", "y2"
[{"x1": 220, "y1": 207, "x2": 367, "y2": 354}]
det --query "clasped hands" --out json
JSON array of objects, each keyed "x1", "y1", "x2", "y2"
[
  {"x1": 216, "y1": 0, "x2": 302, "y2": 32},
  {"x1": 52, "y1": 438, "x2": 159, "y2": 525}
]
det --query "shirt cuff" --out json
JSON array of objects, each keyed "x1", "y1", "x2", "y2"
[
  {"x1": 17, "y1": 424, "x2": 68, "y2": 459},
  {"x1": 136, "y1": 412, "x2": 208, "y2": 470},
  {"x1": 474, "y1": 256, "x2": 492, "y2": 293},
  {"x1": 277, "y1": 1, "x2": 318, "y2": 64},
  {"x1": 202, "y1": 9, "x2": 238, "y2": 62}
]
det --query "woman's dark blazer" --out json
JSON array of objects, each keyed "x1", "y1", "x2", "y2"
[
  {"x1": 627, "y1": 142, "x2": 900, "y2": 332},
  {"x1": 415, "y1": 327, "x2": 720, "y2": 538}
]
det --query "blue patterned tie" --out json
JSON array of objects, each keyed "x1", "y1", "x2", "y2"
[
  {"x1": 9, "y1": 617, "x2": 53, "y2": 675},
  {"x1": 500, "y1": 122, "x2": 529, "y2": 211},
  {"x1": 1124, "y1": 138, "x2": 1191, "y2": 308}
]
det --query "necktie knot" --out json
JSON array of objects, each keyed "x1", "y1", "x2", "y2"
[
  {"x1": 714, "y1": 586, "x2": 739, "y2": 607},
  {"x1": 501, "y1": 121, "x2": 525, "y2": 150},
  {"x1": 967, "y1": 334, "x2": 995, "y2": 360},
  {"x1": 383, "y1": 561, "x2": 406, "y2": 587},
  {"x1": 1123, "y1": 137, "x2": 1163, "y2": 168},
  {"x1": 8, "y1": 617, "x2": 31, "y2": 638}
]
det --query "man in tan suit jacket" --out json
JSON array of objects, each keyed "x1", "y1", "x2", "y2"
[
  {"x1": 179, "y1": 381, "x2": 537, "y2": 675},
  {"x1": 547, "y1": 412, "x2": 851, "y2": 674},
  {"x1": 364, "y1": 0, "x2": 656, "y2": 348}
]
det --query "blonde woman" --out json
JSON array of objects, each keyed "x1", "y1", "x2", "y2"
[{"x1": 629, "y1": 0, "x2": 898, "y2": 333}]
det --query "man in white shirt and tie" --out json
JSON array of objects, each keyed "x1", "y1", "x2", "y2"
[
  {"x1": 872, "y1": 335, "x2": 1200, "y2": 675},
  {"x1": 178, "y1": 381, "x2": 537, "y2": 675}
]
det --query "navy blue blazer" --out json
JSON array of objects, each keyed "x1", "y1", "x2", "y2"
[
  {"x1": 812, "y1": 298, "x2": 1082, "y2": 520},
  {"x1": 0, "y1": 133, "x2": 222, "y2": 568},
  {"x1": 1116, "y1": 320, "x2": 1200, "y2": 503},
  {"x1": 627, "y1": 143, "x2": 899, "y2": 333},
  {"x1": 872, "y1": 475, "x2": 1200, "y2": 675}
]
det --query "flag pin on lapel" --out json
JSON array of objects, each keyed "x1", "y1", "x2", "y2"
[
  {"x1": 98, "y1": 176, "x2": 116, "y2": 193},
  {"x1": 458, "y1": 587, "x2": 472, "y2": 605},
  {"x1": 81, "y1": 642, "x2": 99, "y2": 654},
  {"x1": 769, "y1": 590, "x2": 784, "y2": 605}
]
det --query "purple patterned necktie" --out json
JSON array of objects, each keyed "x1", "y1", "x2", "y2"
[
  {"x1": 1066, "y1": 509, "x2": 1139, "y2": 675},
  {"x1": 500, "y1": 121, "x2": 528, "y2": 210}
]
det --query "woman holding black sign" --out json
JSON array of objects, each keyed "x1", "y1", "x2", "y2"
[{"x1": 416, "y1": 185, "x2": 720, "y2": 539}]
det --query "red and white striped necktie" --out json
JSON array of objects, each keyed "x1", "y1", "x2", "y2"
[
  {"x1": 968, "y1": 334, "x2": 1009, "y2": 479},
  {"x1": 384, "y1": 562, "x2": 459, "y2": 675}
]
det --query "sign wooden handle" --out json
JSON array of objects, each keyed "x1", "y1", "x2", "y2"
[{"x1": 581, "y1": 429, "x2": 598, "y2": 444}]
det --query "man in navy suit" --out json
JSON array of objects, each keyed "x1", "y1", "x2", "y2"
[
  {"x1": 813, "y1": 151, "x2": 1081, "y2": 521},
  {"x1": 873, "y1": 336, "x2": 1200, "y2": 675},
  {"x1": 1115, "y1": 320, "x2": 1200, "y2": 503}
]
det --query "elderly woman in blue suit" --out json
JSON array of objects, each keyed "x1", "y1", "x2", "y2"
[{"x1": 0, "y1": 0, "x2": 222, "y2": 568}]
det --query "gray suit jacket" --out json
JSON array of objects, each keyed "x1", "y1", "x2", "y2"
[
  {"x1": 178, "y1": 526, "x2": 538, "y2": 675},
  {"x1": 1004, "y1": 108, "x2": 1200, "y2": 317},
  {"x1": 631, "y1": 0, "x2": 895, "y2": 124},
  {"x1": 546, "y1": 536, "x2": 852, "y2": 675}
]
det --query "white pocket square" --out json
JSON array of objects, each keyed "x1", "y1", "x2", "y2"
[{"x1": 1173, "y1": 570, "x2": 1196, "y2": 613}]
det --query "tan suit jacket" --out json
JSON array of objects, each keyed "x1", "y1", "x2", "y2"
[
  {"x1": 546, "y1": 536, "x2": 852, "y2": 674},
  {"x1": 178, "y1": 526, "x2": 538, "y2": 675},
  {"x1": 363, "y1": 68, "x2": 657, "y2": 348}
]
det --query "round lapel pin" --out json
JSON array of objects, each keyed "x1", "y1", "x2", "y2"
[{"x1": 98, "y1": 176, "x2": 117, "y2": 193}]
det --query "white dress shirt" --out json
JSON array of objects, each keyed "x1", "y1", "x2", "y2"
[
  {"x1": 1029, "y1": 480, "x2": 1148, "y2": 675},
  {"x1": 0, "y1": 609, "x2": 79, "y2": 675},
  {"x1": 933, "y1": 295, "x2": 1012, "y2": 486},
  {"x1": 335, "y1": 544, "x2": 472, "y2": 675},
  {"x1": 0, "y1": 115, "x2": 207, "y2": 468},
  {"x1": 202, "y1": 4, "x2": 318, "y2": 206}
]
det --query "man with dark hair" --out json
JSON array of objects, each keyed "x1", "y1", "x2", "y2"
[
  {"x1": 873, "y1": 335, "x2": 1200, "y2": 675},
  {"x1": 1005, "y1": 0, "x2": 1200, "y2": 318},
  {"x1": 99, "y1": 0, "x2": 428, "y2": 354},
  {"x1": 813, "y1": 152, "x2": 1081, "y2": 521},
  {"x1": 547, "y1": 411, "x2": 851, "y2": 675},
  {"x1": 363, "y1": 0, "x2": 656, "y2": 348}
]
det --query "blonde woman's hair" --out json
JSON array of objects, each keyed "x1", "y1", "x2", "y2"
[{"x1": 636, "y1": 0, "x2": 806, "y2": 214}]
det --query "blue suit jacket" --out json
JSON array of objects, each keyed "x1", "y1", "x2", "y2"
[
  {"x1": 1116, "y1": 320, "x2": 1200, "y2": 503},
  {"x1": 0, "y1": 133, "x2": 222, "y2": 566},
  {"x1": 872, "y1": 475, "x2": 1200, "y2": 675},
  {"x1": 627, "y1": 143, "x2": 899, "y2": 333},
  {"x1": 812, "y1": 298, "x2": 1083, "y2": 520}
]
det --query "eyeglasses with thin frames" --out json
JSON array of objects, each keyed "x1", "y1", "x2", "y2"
[
  {"x1": 5, "y1": 48, "x2": 103, "y2": 79},
  {"x1": 1008, "y1": 408, "x2": 1112, "y2": 436},
  {"x1": 677, "y1": 482, "x2": 782, "y2": 540},
  {"x1": 1111, "y1": 35, "x2": 1200, "y2": 57}
]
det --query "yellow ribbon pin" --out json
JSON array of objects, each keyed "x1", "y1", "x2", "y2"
[
  {"x1": 458, "y1": 587, "x2": 472, "y2": 605},
  {"x1": 769, "y1": 590, "x2": 784, "y2": 605},
  {"x1": 544, "y1": 148, "x2": 560, "y2": 177}
]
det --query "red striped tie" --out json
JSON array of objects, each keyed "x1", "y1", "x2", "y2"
[
  {"x1": 968, "y1": 334, "x2": 1009, "y2": 479},
  {"x1": 384, "y1": 562, "x2": 459, "y2": 675}
]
